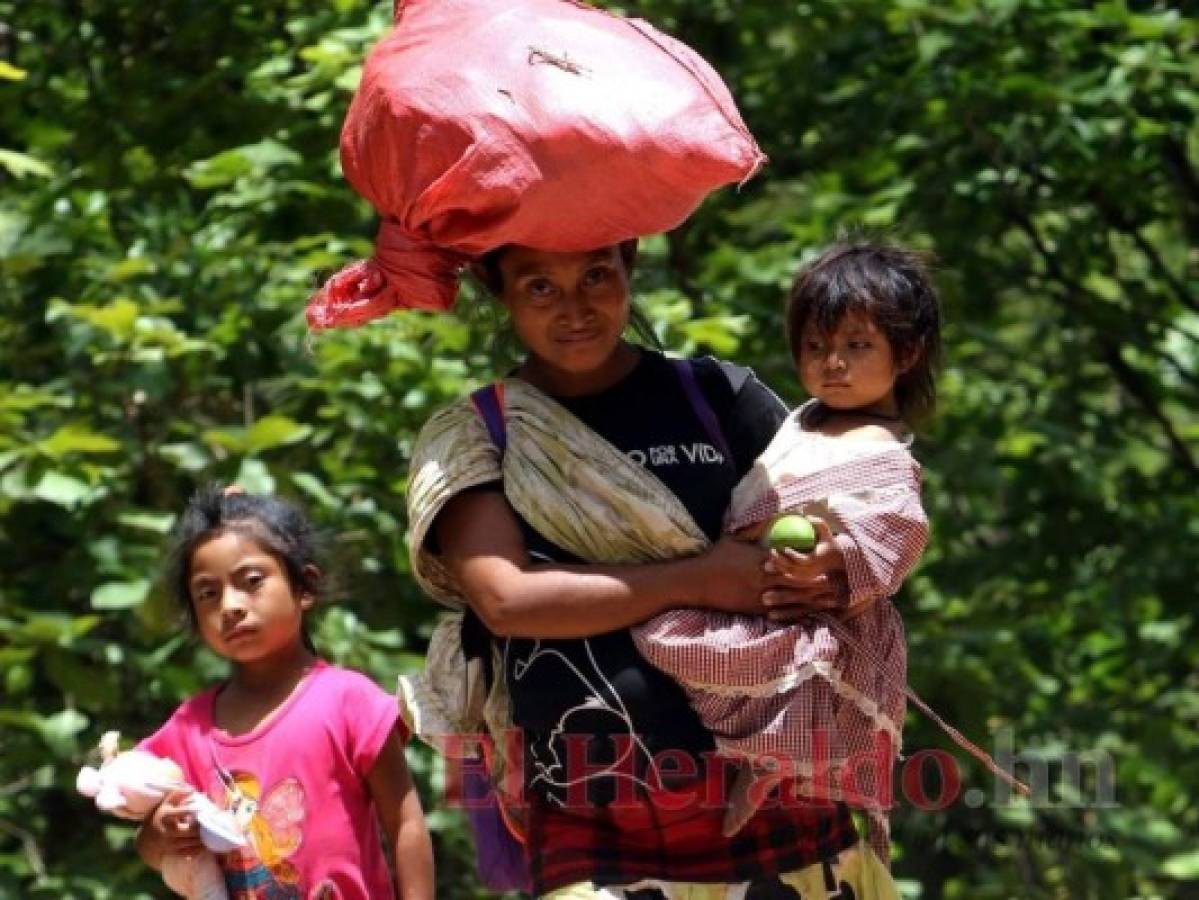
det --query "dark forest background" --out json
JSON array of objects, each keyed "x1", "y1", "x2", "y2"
[{"x1": 1, "y1": 1, "x2": 1196, "y2": 896}]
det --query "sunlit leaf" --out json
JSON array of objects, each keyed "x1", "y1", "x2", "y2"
[
  {"x1": 247, "y1": 415, "x2": 313, "y2": 452},
  {"x1": 37, "y1": 424, "x2": 122, "y2": 459},
  {"x1": 91, "y1": 579, "x2": 151, "y2": 611},
  {"x1": 0, "y1": 148, "x2": 53, "y2": 178},
  {"x1": 236, "y1": 457, "x2": 276, "y2": 494},
  {"x1": 38, "y1": 708, "x2": 89, "y2": 758},
  {"x1": 32, "y1": 471, "x2": 93, "y2": 508}
]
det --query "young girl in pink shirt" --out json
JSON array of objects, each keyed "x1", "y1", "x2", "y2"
[{"x1": 136, "y1": 486, "x2": 434, "y2": 900}]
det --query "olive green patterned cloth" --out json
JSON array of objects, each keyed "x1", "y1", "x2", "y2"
[{"x1": 399, "y1": 378, "x2": 711, "y2": 763}]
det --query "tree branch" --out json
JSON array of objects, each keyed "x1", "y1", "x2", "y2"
[
  {"x1": 0, "y1": 817, "x2": 46, "y2": 881},
  {"x1": 1102, "y1": 343, "x2": 1198, "y2": 478},
  {"x1": 1090, "y1": 189, "x2": 1197, "y2": 315},
  {"x1": 1163, "y1": 136, "x2": 1199, "y2": 244},
  {"x1": 1003, "y1": 203, "x2": 1197, "y2": 478}
]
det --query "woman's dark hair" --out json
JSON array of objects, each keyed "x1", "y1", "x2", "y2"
[
  {"x1": 786, "y1": 239, "x2": 942, "y2": 423},
  {"x1": 167, "y1": 485, "x2": 325, "y2": 652},
  {"x1": 473, "y1": 239, "x2": 663, "y2": 351}
]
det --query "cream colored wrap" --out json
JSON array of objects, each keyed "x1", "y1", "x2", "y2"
[
  {"x1": 407, "y1": 378, "x2": 709, "y2": 610},
  {"x1": 401, "y1": 379, "x2": 709, "y2": 762}
]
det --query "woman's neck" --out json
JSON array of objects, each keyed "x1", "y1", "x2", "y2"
[{"x1": 518, "y1": 341, "x2": 642, "y2": 398}]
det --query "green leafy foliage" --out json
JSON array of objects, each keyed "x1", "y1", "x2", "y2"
[{"x1": 1, "y1": 0, "x2": 1195, "y2": 896}]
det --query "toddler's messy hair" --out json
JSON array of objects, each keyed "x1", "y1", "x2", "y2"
[{"x1": 787, "y1": 238, "x2": 943, "y2": 424}]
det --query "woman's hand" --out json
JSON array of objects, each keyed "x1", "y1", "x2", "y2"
[
  {"x1": 136, "y1": 790, "x2": 204, "y2": 869},
  {"x1": 691, "y1": 534, "x2": 772, "y2": 616},
  {"x1": 761, "y1": 519, "x2": 850, "y2": 622}
]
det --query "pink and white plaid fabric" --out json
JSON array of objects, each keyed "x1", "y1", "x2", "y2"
[{"x1": 633, "y1": 410, "x2": 928, "y2": 836}]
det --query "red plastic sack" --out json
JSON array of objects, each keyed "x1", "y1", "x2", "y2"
[{"x1": 307, "y1": 0, "x2": 764, "y2": 329}]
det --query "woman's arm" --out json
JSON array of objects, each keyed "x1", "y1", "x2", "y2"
[
  {"x1": 435, "y1": 488, "x2": 775, "y2": 639},
  {"x1": 368, "y1": 728, "x2": 434, "y2": 900}
]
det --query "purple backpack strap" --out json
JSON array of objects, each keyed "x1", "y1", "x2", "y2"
[
  {"x1": 461, "y1": 764, "x2": 532, "y2": 892},
  {"x1": 460, "y1": 384, "x2": 534, "y2": 892},
  {"x1": 671, "y1": 357, "x2": 734, "y2": 464},
  {"x1": 470, "y1": 382, "x2": 507, "y2": 454}
]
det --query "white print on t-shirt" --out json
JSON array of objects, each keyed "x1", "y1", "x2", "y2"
[
  {"x1": 509, "y1": 636, "x2": 666, "y2": 803},
  {"x1": 626, "y1": 442, "x2": 724, "y2": 468}
]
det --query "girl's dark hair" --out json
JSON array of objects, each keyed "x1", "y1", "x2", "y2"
[
  {"x1": 167, "y1": 485, "x2": 325, "y2": 652},
  {"x1": 786, "y1": 239, "x2": 943, "y2": 423},
  {"x1": 474, "y1": 239, "x2": 663, "y2": 351}
]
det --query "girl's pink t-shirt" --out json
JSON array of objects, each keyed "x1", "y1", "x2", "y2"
[{"x1": 140, "y1": 660, "x2": 401, "y2": 900}]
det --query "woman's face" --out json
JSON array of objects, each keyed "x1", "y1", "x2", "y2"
[{"x1": 496, "y1": 245, "x2": 633, "y2": 391}]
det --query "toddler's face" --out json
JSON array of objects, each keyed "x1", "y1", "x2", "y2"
[{"x1": 796, "y1": 312, "x2": 902, "y2": 416}]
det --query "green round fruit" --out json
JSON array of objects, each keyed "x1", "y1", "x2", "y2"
[{"x1": 766, "y1": 514, "x2": 817, "y2": 552}]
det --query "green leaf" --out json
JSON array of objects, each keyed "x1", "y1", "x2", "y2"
[
  {"x1": 1163, "y1": 849, "x2": 1199, "y2": 879},
  {"x1": 203, "y1": 427, "x2": 250, "y2": 454},
  {"x1": 118, "y1": 510, "x2": 177, "y2": 533},
  {"x1": 19, "y1": 613, "x2": 101, "y2": 644},
  {"x1": 32, "y1": 471, "x2": 93, "y2": 508},
  {"x1": 38, "y1": 708, "x2": 89, "y2": 758},
  {"x1": 44, "y1": 650, "x2": 121, "y2": 709},
  {"x1": 158, "y1": 441, "x2": 212, "y2": 472},
  {"x1": 6, "y1": 663, "x2": 33, "y2": 695},
  {"x1": 236, "y1": 457, "x2": 276, "y2": 493},
  {"x1": 91, "y1": 579, "x2": 151, "y2": 611},
  {"x1": 106, "y1": 256, "x2": 157, "y2": 282},
  {"x1": 37, "y1": 424, "x2": 122, "y2": 459},
  {"x1": 0, "y1": 149, "x2": 53, "y2": 179},
  {"x1": 185, "y1": 139, "x2": 302, "y2": 189},
  {"x1": 676, "y1": 317, "x2": 749, "y2": 355},
  {"x1": 291, "y1": 471, "x2": 340, "y2": 508},
  {"x1": 246, "y1": 415, "x2": 313, "y2": 453},
  {"x1": 0, "y1": 61, "x2": 27, "y2": 80},
  {"x1": 54, "y1": 297, "x2": 141, "y2": 339}
]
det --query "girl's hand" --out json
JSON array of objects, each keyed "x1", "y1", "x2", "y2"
[
  {"x1": 137, "y1": 790, "x2": 205, "y2": 868},
  {"x1": 761, "y1": 519, "x2": 850, "y2": 622}
]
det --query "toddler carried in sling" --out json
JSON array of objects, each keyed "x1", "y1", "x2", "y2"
[{"x1": 632, "y1": 400, "x2": 925, "y2": 857}]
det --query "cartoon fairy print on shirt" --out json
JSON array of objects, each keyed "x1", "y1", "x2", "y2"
[{"x1": 215, "y1": 764, "x2": 308, "y2": 899}]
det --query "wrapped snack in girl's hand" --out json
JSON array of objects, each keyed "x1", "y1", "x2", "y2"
[{"x1": 77, "y1": 731, "x2": 242, "y2": 900}]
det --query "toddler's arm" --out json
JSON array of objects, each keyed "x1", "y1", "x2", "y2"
[
  {"x1": 828, "y1": 484, "x2": 928, "y2": 611},
  {"x1": 766, "y1": 443, "x2": 928, "y2": 614},
  {"x1": 368, "y1": 726, "x2": 434, "y2": 900}
]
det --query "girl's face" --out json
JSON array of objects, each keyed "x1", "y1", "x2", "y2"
[
  {"x1": 187, "y1": 531, "x2": 312, "y2": 666},
  {"x1": 797, "y1": 311, "x2": 906, "y2": 416},
  {"x1": 497, "y1": 246, "x2": 634, "y2": 395}
]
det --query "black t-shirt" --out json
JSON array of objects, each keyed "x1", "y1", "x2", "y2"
[{"x1": 488, "y1": 350, "x2": 787, "y2": 806}]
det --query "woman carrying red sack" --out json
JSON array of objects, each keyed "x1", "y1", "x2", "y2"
[
  {"x1": 310, "y1": 0, "x2": 900, "y2": 895},
  {"x1": 402, "y1": 240, "x2": 898, "y2": 898}
]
